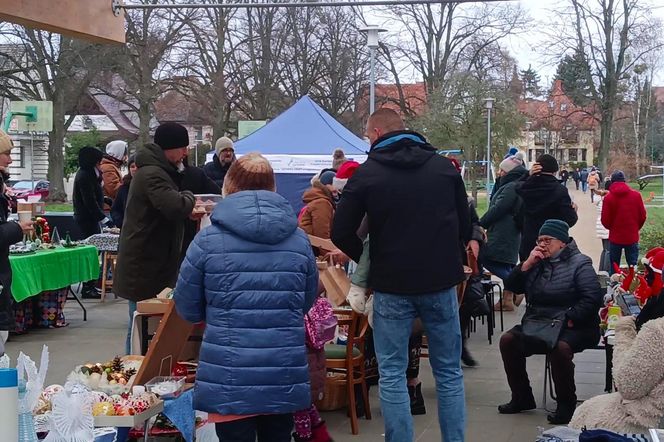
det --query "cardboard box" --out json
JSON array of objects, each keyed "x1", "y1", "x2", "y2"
[
  {"x1": 137, "y1": 298, "x2": 172, "y2": 315},
  {"x1": 17, "y1": 201, "x2": 45, "y2": 216}
]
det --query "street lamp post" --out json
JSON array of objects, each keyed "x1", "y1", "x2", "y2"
[
  {"x1": 485, "y1": 97, "x2": 495, "y2": 201},
  {"x1": 360, "y1": 25, "x2": 387, "y2": 115}
]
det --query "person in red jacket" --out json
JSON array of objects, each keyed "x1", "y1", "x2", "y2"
[{"x1": 601, "y1": 170, "x2": 647, "y2": 273}]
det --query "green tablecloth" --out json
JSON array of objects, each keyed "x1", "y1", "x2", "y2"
[{"x1": 9, "y1": 245, "x2": 100, "y2": 302}]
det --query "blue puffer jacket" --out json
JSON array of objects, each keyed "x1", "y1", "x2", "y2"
[{"x1": 174, "y1": 190, "x2": 319, "y2": 416}]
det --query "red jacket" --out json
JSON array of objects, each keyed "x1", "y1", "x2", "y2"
[{"x1": 601, "y1": 182, "x2": 647, "y2": 245}]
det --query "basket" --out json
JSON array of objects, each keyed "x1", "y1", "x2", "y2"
[{"x1": 315, "y1": 372, "x2": 348, "y2": 411}]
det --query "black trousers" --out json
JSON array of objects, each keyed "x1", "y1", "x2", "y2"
[
  {"x1": 76, "y1": 219, "x2": 101, "y2": 289},
  {"x1": 499, "y1": 329, "x2": 577, "y2": 405},
  {"x1": 215, "y1": 414, "x2": 294, "y2": 442}
]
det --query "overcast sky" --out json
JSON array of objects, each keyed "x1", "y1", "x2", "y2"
[{"x1": 509, "y1": 0, "x2": 664, "y2": 86}]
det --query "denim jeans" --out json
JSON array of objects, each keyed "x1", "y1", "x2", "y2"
[
  {"x1": 373, "y1": 288, "x2": 465, "y2": 442},
  {"x1": 581, "y1": 181, "x2": 588, "y2": 192},
  {"x1": 125, "y1": 300, "x2": 137, "y2": 355},
  {"x1": 215, "y1": 414, "x2": 294, "y2": 442},
  {"x1": 481, "y1": 259, "x2": 514, "y2": 282},
  {"x1": 609, "y1": 242, "x2": 639, "y2": 270}
]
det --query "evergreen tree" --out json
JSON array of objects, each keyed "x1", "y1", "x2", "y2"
[
  {"x1": 519, "y1": 65, "x2": 541, "y2": 97},
  {"x1": 555, "y1": 52, "x2": 593, "y2": 106}
]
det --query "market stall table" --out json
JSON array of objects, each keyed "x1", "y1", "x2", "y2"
[{"x1": 9, "y1": 245, "x2": 99, "y2": 332}]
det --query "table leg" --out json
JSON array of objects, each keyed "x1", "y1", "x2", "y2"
[
  {"x1": 141, "y1": 315, "x2": 149, "y2": 356},
  {"x1": 67, "y1": 286, "x2": 87, "y2": 321}
]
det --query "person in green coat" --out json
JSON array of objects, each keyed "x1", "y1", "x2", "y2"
[
  {"x1": 480, "y1": 153, "x2": 527, "y2": 311},
  {"x1": 114, "y1": 123, "x2": 197, "y2": 354}
]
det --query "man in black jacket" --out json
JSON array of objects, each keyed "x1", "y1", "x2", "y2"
[
  {"x1": 73, "y1": 147, "x2": 111, "y2": 298},
  {"x1": 517, "y1": 154, "x2": 578, "y2": 261},
  {"x1": 332, "y1": 109, "x2": 470, "y2": 442},
  {"x1": 203, "y1": 136, "x2": 235, "y2": 187}
]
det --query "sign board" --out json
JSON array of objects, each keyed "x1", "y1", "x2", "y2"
[
  {"x1": 238, "y1": 120, "x2": 267, "y2": 139},
  {"x1": 10, "y1": 101, "x2": 53, "y2": 132},
  {"x1": 0, "y1": 0, "x2": 125, "y2": 44},
  {"x1": 204, "y1": 153, "x2": 368, "y2": 171}
]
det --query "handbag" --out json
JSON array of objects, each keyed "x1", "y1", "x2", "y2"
[
  {"x1": 521, "y1": 305, "x2": 566, "y2": 350},
  {"x1": 305, "y1": 296, "x2": 338, "y2": 350},
  {"x1": 463, "y1": 275, "x2": 490, "y2": 317}
]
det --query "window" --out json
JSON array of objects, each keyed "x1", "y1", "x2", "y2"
[
  {"x1": 528, "y1": 149, "x2": 534, "y2": 162},
  {"x1": 581, "y1": 149, "x2": 587, "y2": 161},
  {"x1": 569, "y1": 148, "x2": 578, "y2": 161},
  {"x1": 560, "y1": 103, "x2": 568, "y2": 112},
  {"x1": 548, "y1": 100, "x2": 555, "y2": 109},
  {"x1": 536, "y1": 149, "x2": 545, "y2": 159}
]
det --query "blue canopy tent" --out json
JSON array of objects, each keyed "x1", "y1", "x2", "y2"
[{"x1": 230, "y1": 96, "x2": 368, "y2": 211}]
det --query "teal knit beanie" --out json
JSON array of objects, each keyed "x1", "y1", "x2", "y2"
[{"x1": 539, "y1": 219, "x2": 570, "y2": 243}]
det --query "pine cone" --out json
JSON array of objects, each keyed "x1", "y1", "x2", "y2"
[
  {"x1": 123, "y1": 368, "x2": 137, "y2": 379},
  {"x1": 111, "y1": 356, "x2": 124, "y2": 373}
]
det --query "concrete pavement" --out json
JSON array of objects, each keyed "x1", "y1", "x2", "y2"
[{"x1": 4, "y1": 184, "x2": 608, "y2": 441}]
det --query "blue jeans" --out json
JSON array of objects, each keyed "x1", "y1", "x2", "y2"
[
  {"x1": 581, "y1": 181, "x2": 588, "y2": 192},
  {"x1": 609, "y1": 242, "x2": 639, "y2": 270},
  {"x1": 373, "y1": 288, "x2": 465, "y2": 442},
  {"x1": 126, "y1": 301, "x2": 137, "y2": 355},
  {"x1": 481, "y1": 259, "x2": 514, "y2": 281}
]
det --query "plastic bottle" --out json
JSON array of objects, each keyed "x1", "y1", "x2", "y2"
[{"x1": 0, "y1": 368, "x2": 19, "y2": 441}]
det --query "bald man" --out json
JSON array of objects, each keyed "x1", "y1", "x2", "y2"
[{"x1": 332, "y1": 109, "x2": 470, "y2": 442}]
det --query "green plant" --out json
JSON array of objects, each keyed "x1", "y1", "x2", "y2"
[
  {"x1": 64, "y1": 129, "x2": 103, "y2": 178},
  {"x1": 640, "y1": 207, "x2": 664, "y2": 253}
]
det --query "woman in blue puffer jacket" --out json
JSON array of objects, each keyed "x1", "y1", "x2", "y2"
[{"x1": 175, "y1": 153, "x2": 319, "y2": 442}]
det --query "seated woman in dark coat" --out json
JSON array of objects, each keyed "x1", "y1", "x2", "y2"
[{"x1": 498, "y1": 219, "x2": 602, "y2": 425}]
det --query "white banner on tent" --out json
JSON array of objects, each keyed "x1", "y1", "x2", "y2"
[
  {"x1": 262, "y1": 155, "x2": 367, "y2": 174},
  {"x1": 206, "y1": 153, "x2": 368, "y2": 174}
]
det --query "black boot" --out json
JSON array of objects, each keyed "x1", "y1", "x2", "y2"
[
  {"x1": 547, "y1": 402, "x2": 576, "y2": 425},
  {"x1": 498, "y1": 393, "x2": 536, "y2": 414},
  {"x1": 461, "y1": 340, "x2": 477, "y2": 367},
  {"x1": 408, "y1": 383, "x2": 426, "y2": 415},
  {"x1": 81, "y1": 282, "x2": 101, "y2": 299}
]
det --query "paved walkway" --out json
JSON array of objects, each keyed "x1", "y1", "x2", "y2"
[{"x1": 3, "y1": 185, "x2": 607, "y2": 441}]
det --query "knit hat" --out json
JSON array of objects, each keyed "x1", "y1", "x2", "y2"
[
  {"x1": 332, "y1": 149, "x2": 347, "y2": 170},
  {"x1": 0, "y1": 129, "x2": 14, "y2": 155},
  {"x1": 499, "y1": 152, "x2": 525, "y2": 173},
  {"x1": 105, "y1": 140, "x2": 128, "y2": 161},
  {"x1": 539, "y1": 219, "x2": 570, "y2": 243},
  {"x1": 504, "y1": 147, "x2": 519, "y2": 159},
  {"x1": 611, "y1": 170, "x2": 626, "y2": 183},
  {"x1": 536, "y1": 154, "x2": 559, "y2": 173},
  {"x1": 222, "y1": 153, "x2": 276, "y2": 197},
  {"x1": 215, "y1": 137, "x2": 234, "y2": 156},
  {"x1": 319, "y1": 170, "x2": 336, "y2": 186},
  {"x1": 333, "y1": 161, "x2": 360, "y2": 191},
  {"x1": 154, "y1": 122, "x2": 189, "y2": 150}
]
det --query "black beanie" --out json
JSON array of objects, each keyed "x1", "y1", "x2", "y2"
[
  {"x1": 154, "y1": 122, "x2": 189, "y2": 150},
  {"x1": 536, "y1": 154, "x2": 559, "y2": 173}
]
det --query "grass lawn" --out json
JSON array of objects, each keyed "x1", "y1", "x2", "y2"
[{"x1": 44, "y1": 203, "x2": 73, "y2": 212}]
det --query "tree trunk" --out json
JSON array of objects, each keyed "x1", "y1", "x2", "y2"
[
  {"x1": 138, "y1": 99, "x2": 151, "y2": 148},
  {"x1": 598, "y1": 113, "x2": 613, "y2": 172},
  {"x1": 45, "y1": 93, "x2": 67, "y2": 202}
]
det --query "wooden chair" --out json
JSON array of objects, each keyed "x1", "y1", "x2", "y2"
[
  {"x1": 100, "y1": 251, "x2": 117, "y2": 302},
  {"x1": 324, "y1": 308, "x2": 371, "y2": 435}
]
